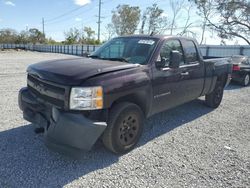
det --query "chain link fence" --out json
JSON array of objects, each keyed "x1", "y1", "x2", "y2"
[{"x1": 0, "y1": 44, "x2": 100, "y2": 56}]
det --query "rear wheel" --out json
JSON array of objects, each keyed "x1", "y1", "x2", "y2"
[
  {"x1": 241, "y1": 74, "x2": 250, "y2": 86},
  {"x1": 102, "y1": 102, "x2": 144, "y2": 154},
  {"x1": 205, "y1": 82, "x2": 224, "y2": 108}
]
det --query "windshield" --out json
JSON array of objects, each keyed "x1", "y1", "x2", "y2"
[{"x1": 90, "y1": 37, "x2": 158, "y2": 65}]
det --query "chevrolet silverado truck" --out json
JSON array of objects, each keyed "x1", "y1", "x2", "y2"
[{"x1": 18, "y1": 35, "x2": 232, "y2": 154}]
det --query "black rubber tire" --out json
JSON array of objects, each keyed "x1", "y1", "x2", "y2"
[
  {"x1": 205, "y1": 82, "x2": 224, "y2": 108},
  {"x1": 102, "y1": 102, "x2": 144, "y2": 154},
  {"x1": 241, "y1": 74, "x2": 250, "y2": 86}
]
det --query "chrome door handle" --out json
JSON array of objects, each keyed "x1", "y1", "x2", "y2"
[{"x1": 181, "y1": 72, "x2": 189, "y2": 76}]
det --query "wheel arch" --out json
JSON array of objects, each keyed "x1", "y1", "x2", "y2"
[
  {"x1": 110, "y1": 92, "x2": 150, "y2": 118},
  {"x1": 216, "y1": 73, "x2": 228, "y2": 87}
]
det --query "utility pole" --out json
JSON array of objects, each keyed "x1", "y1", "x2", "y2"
[
  {"x1": 42, "y1": 18, "x2": 45, "y2": 36},
  {"x1": 97, "y1": 0, "x2": 102, "y2": 41}
]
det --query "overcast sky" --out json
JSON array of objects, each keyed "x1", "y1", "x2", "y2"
[{"x1": 0, "y1": 0, "x2": 247, "y2": 45}]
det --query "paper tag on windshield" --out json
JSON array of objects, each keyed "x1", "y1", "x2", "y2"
[{"x1": 138, "y1": 40, "x2": 155, "y2": 45}]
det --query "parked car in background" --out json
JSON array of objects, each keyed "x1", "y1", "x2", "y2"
[{"x1": 231, "y1": 55, "x2": 250, "y2": 86}]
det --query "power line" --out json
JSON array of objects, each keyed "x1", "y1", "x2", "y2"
[
  {"x1": 44, "y1": 6, "x2": 98, "y2": 26},
  {"x1": 44, "y1": 5, "x2": 87, "y2": 23},
  {"x1": 45, "y1": 17, "x2": 97, "y2": 33}
]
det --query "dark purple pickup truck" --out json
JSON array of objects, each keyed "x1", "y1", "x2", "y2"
[{"x1": 18, "y1": 35, "x2": 232, "y2": 154}]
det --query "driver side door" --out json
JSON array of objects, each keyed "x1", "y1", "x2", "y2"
[{"x1": 151, "y1": 39, "x2": 186, "y2": 114}]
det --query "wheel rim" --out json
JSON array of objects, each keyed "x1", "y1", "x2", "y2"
[
  {"x1": 118, "y1": 114, "x2": 139, "y2": 146},
  {"x1": 214, "y1": 86, "x2": 223, "y2": 104},
  {"x1": 244, "y1": 74, "x2": 250, "y2": 86}
]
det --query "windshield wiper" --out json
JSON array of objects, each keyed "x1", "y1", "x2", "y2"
[
  {"x1": 88, "y1": 55, "x2": 101, "y2": 59},
  {"x1": 88, "y1": 55, "x2": 129, "y2": 63},
  {"x1": 106, "y1": 57, "x2": 129, "y2": 63}
]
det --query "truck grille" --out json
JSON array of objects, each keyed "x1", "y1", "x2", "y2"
[{"x1": 27, "y1": 74, "x2": 67, "y2": 109}]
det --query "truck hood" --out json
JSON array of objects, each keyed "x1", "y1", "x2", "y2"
[{"x1": 27, "y1": 57, "x2": 139, "y2": 85}]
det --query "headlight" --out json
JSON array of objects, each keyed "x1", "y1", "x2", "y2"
[{"x1": 69, "y1": 86, "x2": 103, "y2": 110}]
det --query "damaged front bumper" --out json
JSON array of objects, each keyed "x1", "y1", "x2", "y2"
[{"x1": 18, "y1": 87, "x2": 107, "y2": 151}]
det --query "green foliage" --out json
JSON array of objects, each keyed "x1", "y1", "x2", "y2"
[
  {"x1": 64, "y1": 27, "x2": 101, "y2": 45},
  {"x1": 29, "y1": 28, "x2": 45, "y2": 44},
  {"x1": 190, "y1": 0, "x2": 250, "y2": 44},
  {"x1": 0, "y1": 28, "x2": 46, "y2": 44},
  {"x1": 111, "y1": 4, "x2": 141, "y2": 36},
  {"x1": 0, "y1": 28, "x2": 18, "y2": 43},
  {"x1": 84, "y1": 27, "x2": 95, "y2": 39},
  {"x1": 64, "y1": 28, "x2": 80, "y2": 44}
]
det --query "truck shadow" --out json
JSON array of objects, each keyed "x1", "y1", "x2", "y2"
[
  {"x1": 140, "y1": 98, "x2": 213, "y2": 146},
  {"x1": 0, "y1": 98, "x2": 213, "y2": 187},
  {"x1": 0, "y1": 125, "x2": 118, "y2": 187},
  {"x1": 225, "y1": 82, "x2": 244, "y2": 90}
]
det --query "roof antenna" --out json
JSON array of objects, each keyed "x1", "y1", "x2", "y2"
[{"x1": 150, "y1": 31, "x2": 154, "y2": 36}]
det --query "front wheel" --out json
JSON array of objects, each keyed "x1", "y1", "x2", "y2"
[
  {"x1": 205, "y1": 82, "x2": 224, "y2": 108},
  {"x1": 241, "y1": 74, "x2": 250, "y2": 86},
  {"x1": 102, "y1": 102, "x2": 144, "y2": 154}
]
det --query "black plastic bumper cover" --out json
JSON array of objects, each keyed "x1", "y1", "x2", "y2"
[
  {"x1": 231, "y1": 71, "x2": 246, "y2": 82},
  {"x1": 18, "y1": 87, "x2": 107, "y2": 151}
]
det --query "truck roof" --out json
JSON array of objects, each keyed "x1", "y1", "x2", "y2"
[{"x1": 116, "y1": 34, "x2": 196, "y2": 41}]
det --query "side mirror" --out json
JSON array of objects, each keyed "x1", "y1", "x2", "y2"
[
  {"x1": 169, "y1": 50, "x2": 182, "y2": 69},
  {"x1": 155, "y1": 58, "x2": 166, "y2": 69}
]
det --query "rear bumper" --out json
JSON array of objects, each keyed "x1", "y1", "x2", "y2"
[
  {"x1": 18, "y1": 87, "x2": 107, "y2": 151},
  {"x1": 231, "y1": 71, "x2": 247, "y2": 82}
]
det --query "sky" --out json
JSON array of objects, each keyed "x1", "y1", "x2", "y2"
[{"x1": 0, "y1": 0, "x2": 247, "y2": 45}]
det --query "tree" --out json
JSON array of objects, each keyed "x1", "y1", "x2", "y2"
[
  {"x1": 177, "y1": 4, "x2": 196, "y2": 37},
  {"x1": 45, "y1": 37, "x2": 59, "y2": 45},
  {"x1": 0, "y1": 28, "x2": 18, "y2": 43},
  {"x1": 140, "y1": 4, "x2": 169, "y2": 34},
  {"x1": 29, "y1": 28, "x2": 45, "y2": 44},
  {"x1": 16, "y1": 30, "x2": 30, "y2": 44},
  {"x1": 190, "y1": 0, "x2": 250, "y2": 44},
  {"x1": 189, "y1": 0, "x2": 213, "y2": 44},
  {"x1": 169, "y1": 0, "x2": 184, "y2": 35},
  {"x1": 83, "y1": 26, "x2": 100, "y2": 44},
  {"x1": 0, "y1": 28, "x2": 47, "y2": 44},
  {"x1": 112, "y1": 4, "x2": 141, "y2": 36},
  {"x1": 105, "y1": 23, "x2": 116, "y2": 40},
  {"x1": 84, "y1": 27, "x2": 95, "y2": 40},
  {"x1": 64, "y1": 28, "x2": 80, "y2": 44},
  {"x1": 165, "y1": 0, "x2": 195, "y2": 37}
]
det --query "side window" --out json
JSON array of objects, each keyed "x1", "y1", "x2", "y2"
[
  {"x1": 185, "y1": 40, "x2": 199, "y2": 63},
  {"x1": 159, "y1": 40, "x2": 185, "y2": 67},
  {"x1": 100, "y1": 41, "x2": 124, "y2": 58}
]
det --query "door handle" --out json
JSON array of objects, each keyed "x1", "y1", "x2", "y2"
[{"x1": 181, "y1": 72, "x2": 189, "y2": 76}]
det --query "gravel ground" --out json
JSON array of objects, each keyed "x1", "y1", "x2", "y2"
[{"x1": 0, "y1": 51, "x2": 249, "y2": 188}]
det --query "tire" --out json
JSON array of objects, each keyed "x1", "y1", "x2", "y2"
[
  {"x1": 241, "y1": 74, "x2": 250, "y2": 86},
  {"x1": 102, "y1": 102, "x2": 144, "y2": 154},
  {"x1": 205, "y1": 82, "x2": 224, "y2": 108}
]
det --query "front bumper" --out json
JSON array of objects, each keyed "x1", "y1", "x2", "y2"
[{"x1": 18, "y1": 87, "x2": 107, "y2": 151}]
